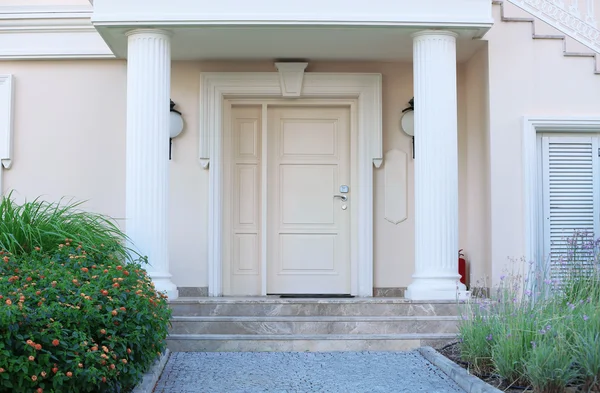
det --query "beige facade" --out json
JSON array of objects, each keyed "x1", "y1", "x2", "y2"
[
  {"x1": 0, "y1": 58, "x2": 488, "y2": 290},
  {"x1": 1, "y1": 0, "x2": 599, "y2": 298}
]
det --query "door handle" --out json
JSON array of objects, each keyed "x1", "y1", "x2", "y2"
[{"x1": 333, "y1": 195, "x2": 348, "y2": 202}]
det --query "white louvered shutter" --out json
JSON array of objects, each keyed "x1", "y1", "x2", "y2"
[{"x1": 542, "y1": 136, "x2": 600, "y2": 282}]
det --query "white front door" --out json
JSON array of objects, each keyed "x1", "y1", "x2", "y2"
[{"x1": 267, "y1": 106, "x2": 351, "y2": 294}]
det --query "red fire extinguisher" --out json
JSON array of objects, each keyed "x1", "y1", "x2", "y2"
[{"x1": 458, "y1": 249, "x2": 467, "y2": 287}]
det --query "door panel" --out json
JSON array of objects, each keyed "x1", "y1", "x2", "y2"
[
  {"x1": 267, "y1": 107, "x2": 350, "y2": 294},
  {"x1": 223, "y1": 105, "x2": 263, "y2": 295}
]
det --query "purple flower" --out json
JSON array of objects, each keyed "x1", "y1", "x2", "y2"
[
  {"x1": 500, "y1": 275, "x2": 506, "y2": 281},
  {"x1": 583, "y1": 315, "x2": 589, "y2": 321},
  {"x1": 531, "y1": 341, "x2": 537, "y2": 349},
  {"x1": 486, "y1": 334, "x2": 493, "y2": 341},
  {"x1": 525, "y1": 290, "x2": 532, "y2": 296}
]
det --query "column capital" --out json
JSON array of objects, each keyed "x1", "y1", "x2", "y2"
[
  {"x1": 125, "y1": 28, "x2": 173, "y2": 39},
  {"x1": 411, "y1": 30, "x2": 459, "y2": 40}
]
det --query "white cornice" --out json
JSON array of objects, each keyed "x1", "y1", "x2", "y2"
[{"x1": 0, "y1": 6, "x2": 114, "y2": 59}]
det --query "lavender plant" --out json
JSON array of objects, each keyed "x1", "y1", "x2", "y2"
[{"x1": 458, "y1": 231, "x2": 600, "y2": 392}]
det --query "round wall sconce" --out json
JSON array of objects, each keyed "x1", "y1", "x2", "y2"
[
  {"x1": 400, "y1": 97, "x2": 415, "y2": 158},
  {"x1": 169, "y1": 99, "x2": 184, "y2": 160}
]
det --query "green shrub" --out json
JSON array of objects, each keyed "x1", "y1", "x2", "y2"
[
  {"x1": 524, "y1": 334, "x2": 577, "y2": 393},
  {"x1": 458, "y1": 234, "x2": 600, "y2": 392},
  {"x1": 0, "y1": 243, "x2": 172, "y2": 393},
  {"x1": 0, "y1": 193, "x2": 133, "y2": 261},
  {"x1": 457, "y1": 299, "x2": 496, "y2": 375}
]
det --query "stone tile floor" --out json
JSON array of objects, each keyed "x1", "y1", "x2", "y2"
[{"x1": 153, "y1": 351, "x2": 464, "y2": 392}]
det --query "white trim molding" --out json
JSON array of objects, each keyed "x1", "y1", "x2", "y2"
[
  {"x1": 200, "y1": 71, "x2": 382, "y2": 297},
  {"x1": 0, "y1": 75, "x2": 14, "y2": 196},
  {"x1": 522, "y1": 116, "x2": 600, "y2": 269},
  {"x1": 0, "y1": 6, "x2": 114, "y2": 59}
]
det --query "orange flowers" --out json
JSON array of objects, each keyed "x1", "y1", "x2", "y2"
[
  {"x1": 78, "y1": 363, "x2": 83, "y2": 368},
  {"x1": 28, "y1": 356, "x2": 35, "y2": 361},
  {"x1": 121, "y1": 359, "x2": 127, "y2": 364},
  {"x1": 81, "y1": 267, "x2": 88, "y2": 273},
  {"x1": 116, "y1": 266, "x2": 123, "y2": 271},
  {"x1": 111, "y1": 310, "x2": 117, "y2": 316},
  {"x1": 52, "y1": 339, "x2": 60, "y2": 346},
  {"x1": 101, "y1": 290, "x2": 108, "y2": 296},
  {"x1": 100, "y1": 329, "x2": 106, "y2": 335},
  {"x1": 37, "y1": 388, "x2": 43, "y2": 393},
  {"x1": 34, "y1": 344, "x2": 42, "y2": 350},
  {"x1": 126, "y1": 348, "x2": 131, "y2": 354},
  {"x1": 51, "y1": 281, "x2": 57, "y2": 288},
  {"x1": 52, "y1": 367, "x2": 58, "y2": 374},
  {"x1": 2, "y1": 256, "x2": 9, "y2": 262},
  {"x1": 66, "y1": 371, "x2": 72, "y2": 377},
  {"x1": 112, "y1": 283, "x2": 119, "y2": 288},
  {"x1": 120, "y1": 307, "x2": 126, "y2": 312},
  {"x1": 0, "y1": 368, "x2": 4, "y2": 373},
  {"x1": 40, "y1": 371, "x2": 47, "y2": 377},
  {"x1": 5, "y1": 299, "x2": 12, "y2": 305},
  {"x1": 31, "y1": 375, "x2": 37, "y2": 381}
]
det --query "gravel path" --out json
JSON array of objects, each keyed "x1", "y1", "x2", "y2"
[{"x1": 153, "y1": 351, "x2": 464, "y2": 393}]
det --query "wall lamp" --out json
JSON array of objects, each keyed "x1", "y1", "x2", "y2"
[
  {"x1": 169, "y1": 99, "x2": 184, "y2": 160},
  {"x1": 400, "y1": 97, "x2": 415, "y2": 159}
]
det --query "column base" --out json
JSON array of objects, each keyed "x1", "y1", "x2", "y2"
[
  {"x1": 150, "y1": 274, "x2": 179, "y2": 300},
  {"x1": 405, "y1": 277, "x2": 468, "y2": 301}
]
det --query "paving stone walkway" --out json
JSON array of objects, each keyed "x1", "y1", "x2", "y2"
[{"x1": 153, "y1": 351, "x2": 464, "y2": 393}]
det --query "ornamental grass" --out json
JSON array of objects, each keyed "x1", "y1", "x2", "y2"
[{"x1": 458, "y1": 231, "x2": 600, "y2": 393}]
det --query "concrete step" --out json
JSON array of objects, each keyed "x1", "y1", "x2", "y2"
[
  {"x1": 166, "y1": 333, "x2": 458, "y2": 352},
  {"x1": 169, "y1": 298, "x2": 460, "y2": 317},
  {"x1": 169, "y1": 315, "x2": 460, "y2": 335}
]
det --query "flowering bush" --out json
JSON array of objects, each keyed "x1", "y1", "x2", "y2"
[
  {"x1": 458, "y1": 231, "x2": 600, "y2": 392},
  {"x1": 0, "y1": 242, "x2": 172, "y2": 393}
]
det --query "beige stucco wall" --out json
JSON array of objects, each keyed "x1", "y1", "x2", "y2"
[
  {"x1": 0, "y1": 58, "x2": 487, "y2": 291},
  {"x1": 0, "y1": 60, "x2": 127, "y2": 221},
  {"x1": 463, "y1": 46, "x2": 491, "y2": 287},
  {"x1": 485, "y1": 4, "x2": 600, "y2": 286}
]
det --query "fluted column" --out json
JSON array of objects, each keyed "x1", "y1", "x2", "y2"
[
  {"x1": 406, "y1": 30, "x2": 467, "y2": 300},
  {"x1": 125, "y1": 29, "x2": 178, "y2": 299}
]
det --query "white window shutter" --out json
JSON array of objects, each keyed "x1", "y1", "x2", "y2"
[{"x1": 542, "y1": 135, "x2": 599, "y2": 282}]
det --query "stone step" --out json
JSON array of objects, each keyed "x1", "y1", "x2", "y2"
[
  {"x1": 168, "y1": 315, "x2": 459, "y2": 335},
  {"x1": 166, "y1": 333, "x2": 458, "y2": 352},
  {"x1": 169, "y1": 298, "x2": 460, "y2": 317}
]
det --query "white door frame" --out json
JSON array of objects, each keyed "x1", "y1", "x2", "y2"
[
  {"x1": 522, "y1": 116, "x2": 600, "y2": 273},
  {"x1": 199, "y1": 71, "x2": 383, "y2": 297}
]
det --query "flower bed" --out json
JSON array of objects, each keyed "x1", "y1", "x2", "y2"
[
  {"x1": 457, "y1": 232, "x2": 600, "y2": 393},
  {"x1": 0, "y1": 195, "x2": 172, "y2": 392}
]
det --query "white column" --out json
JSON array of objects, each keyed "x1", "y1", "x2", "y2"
[
  {"x1": 125, "y1": 29, "x2": 178, "y2": 299},
  {"x1": 406, "y1": 30, "x2": 467, "y2": 300}
]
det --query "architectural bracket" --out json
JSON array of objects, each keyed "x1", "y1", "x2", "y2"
[{"x1": 275, "y1": 62, "x2": 308, "y2": 97}]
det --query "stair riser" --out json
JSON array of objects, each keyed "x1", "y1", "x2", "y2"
[
  {"x1": 168, "y1": 320, "x2": 458, "y2": 335},
  {"x1": 170, "y1": 303, "x2": 460, "y2": 317},
  {"x1": 166, "y1": 337, "x2": 456, "y2": 352}
]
